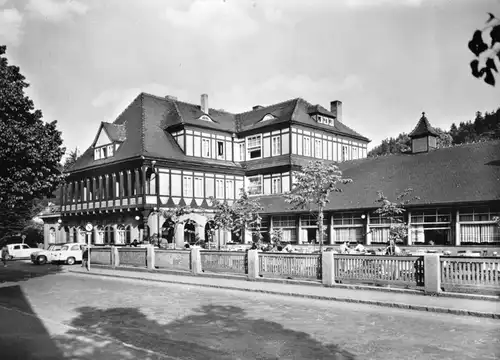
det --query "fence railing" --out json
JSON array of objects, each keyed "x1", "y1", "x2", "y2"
[
  {"x1": 200, "y1": 251, "x2": 247, "y2": 274},
  {"x1": 155, "y1": 250, "x2": 191, "y2": 271},
  {"x1": 117, "y1": 248, "x2": 147, "y2": 267},
  {"x1": 335, "y1": 255, "x2": 424, "y2": 287},
  {"x1": 90, "y1": 247, "x2": 112, "y2": 265},
  {"x1": 259, "y1": 253, "x2": 321, "y2": 280},
  {"x1": 91, "y1": 247, "x2": 500, "y2": 295},
  {"x1": 441, "y1": 257, "x2": 500, "y2": 294}
]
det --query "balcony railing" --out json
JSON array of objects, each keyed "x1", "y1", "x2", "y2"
[{"x1": 62, "y1": 194, "x2": 155, "y2": 213}]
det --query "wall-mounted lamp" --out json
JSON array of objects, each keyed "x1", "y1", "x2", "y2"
[
  {"x1": 151, "y1": 160, "x2": 156, "y2": 167},
  {"x1": 361, "y1": 214, "x2": 366, "y2": 220},
  {"x1": 134, "y1": 215, "x2": 140, "y2": 221},
  {"x1": 57, "y1": 219, "x2": 62, "y2": 224}
]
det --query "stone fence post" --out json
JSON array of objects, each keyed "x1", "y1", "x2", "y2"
[
  {"x1": 321, "y1": 251, "x2": 335, "y2": 286},
  {"x1": 423, "y1": 254, "x2": 441, "y2": 294},
  {"x1": 191, "y1": 247, "x2": 202, "y2": 274},
  {"x1": 147, "y1": 245, "x2": 155, "y2": 270},
  {"x1": 247, "y1": 250, "x2": 259, "y2": 279},
  {"x1": 112, "y1": 246, "x2": 120, "y2": 267}
]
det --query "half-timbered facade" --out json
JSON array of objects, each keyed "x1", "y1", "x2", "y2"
[{"x1": 40, "y1": 93, "x2": 500, "y2": 248}]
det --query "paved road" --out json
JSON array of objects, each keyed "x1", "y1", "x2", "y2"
[{"x1": 0, "y1": 261, "x2": 498, "y2": 360}]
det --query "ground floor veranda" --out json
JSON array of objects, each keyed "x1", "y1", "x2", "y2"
[{"x1": 41, "y1": 203, "x2": 500, "y2": 248}]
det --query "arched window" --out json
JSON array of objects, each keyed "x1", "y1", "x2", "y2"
[
  {"x1": 96, "y1": 226, "x2": 104, "y2": 244},
  {"x1": 125, "y1": 225, "x2": 132, "y2": 244},
  {"x1": 78, "y1": 227, "x2": 86, "y2": 243},
  {"x1": 117, "y1": 225, "x2": 126, "y2": 244},
  {"x1": 49, "y1": 227, "x2": 56, "y2": 244},
  {"x1": 104, "y1": 225, "x2": 114, "y2": 244},
  {"x1": 184, "y1": 221, "x2": 196, "y2": 244}
]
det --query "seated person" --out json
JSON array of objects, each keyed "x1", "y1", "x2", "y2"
[
  {"x1": 339, "y1": 241, "x2": 350, "y2": 254},
  {"x1": 354, "y1": 241, "x2": 366, "y2": 253}
]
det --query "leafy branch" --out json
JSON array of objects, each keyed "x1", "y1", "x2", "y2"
[{"x1": 468, "y1": 13, "x2": 500, "y2": 86}]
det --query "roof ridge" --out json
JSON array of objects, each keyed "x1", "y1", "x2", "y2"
[{"x1": 235, "y1": 97, "x2": 302, "y2": 116}]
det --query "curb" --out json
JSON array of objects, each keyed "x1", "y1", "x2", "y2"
[
  {"x1": 68, "y1": 269, "x2": 500, "y2": 319},
  {"x1": 87, "y1": 264, "x2": 500, "y2": 302}
]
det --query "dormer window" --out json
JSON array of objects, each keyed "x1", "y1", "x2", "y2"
[
  {"x1": 261, "y1": 114, "x2": 276, "y2": 122},
  {"x1": 94, "y1": 144, "x2": 115, "y2": 160},
  {"x1": 198, "y1": 115, "x2": 214, "y2": 122},
  {"x1": 316, "y1": 115, "x2": 334, "y2": 127}
]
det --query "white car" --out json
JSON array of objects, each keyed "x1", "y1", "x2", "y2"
[
  {"x1": 31, "y1": 244, "x2": 63, "y2": 265},
  {"x1": 31, "y1": 243, "x2": 85, "y2": 265},
  {"x1": 5, "y1": 243, "x2": 40, "y2": 260}
]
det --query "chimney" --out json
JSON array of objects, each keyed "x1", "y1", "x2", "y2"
[
  {"x1": 165, "y1": 95, "x2": 177, "y2": 101},
  {"x1": 201, "y1": 93, "x2": 209, "y2": 114},
  {"x1": 330, "y1": 100, "x2": 342, "y2": 123},
  {"x1": 252, "y1": 105, "x2": 264, "y2": 111}
]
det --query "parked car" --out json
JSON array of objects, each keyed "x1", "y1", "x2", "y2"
[
  {"x1": 4, "y1": 243, "x2": 40, "y2": 260},
  {"x1": 31, "y1": 243, "x2": 85, "y2": 265},
  {"x1": 31, "y1": 244, "x2": 63, "y2": 265}
]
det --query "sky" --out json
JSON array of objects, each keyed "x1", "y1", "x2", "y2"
[{"x1": 1, "y1": 0, "x2": 500, "y2": 157}]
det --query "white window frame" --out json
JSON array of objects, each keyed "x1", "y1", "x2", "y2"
[
  {"x1": 194, "y1": 177, "x2": 204, "y2": 198},
  {"x1": 94, "y1": 148, "x2": 101, "y2": 160},
  {"x1": 202, "y1": 138, "x2": 210, "y2": 158},
  {"x1": 246, "y1": 134, "x2": 262, "y2": 160},
  {"x1": 247, "y1": 175, "x2": 263, "y2": 195},
  {"x1": 225, "y1": 180, "x2": 234, "y2": 199},
  {"x1": 314, "y1": 138, "x2": 322, "y2": 158},
  {"x1": 271, "y1": 135, "x2": 281, "y2": 156},
  {"x1": 183, "y1": 176, "x2": 193, "y2": 197},
  {"x1": 216, "y1": 179, "x2": 224, "y2": 199},
  {"x1": 272, "y1": 177, "x2": 281, "y2": 194},
  {"x1": 303, "y1": 137, "x2": 311, "y2": 157},
  {"x1": 107, "y1": 144, "x2": 114, "y2": 157},
  {"x1": 217, "y1": 140, "x2": 225, "y2": 159},
  {"x1": 239, "y1": 143, "x2": 245, "y2": 161},
  {"x1": 341, "y1": 145, "x2": 348, "y2": 161}
]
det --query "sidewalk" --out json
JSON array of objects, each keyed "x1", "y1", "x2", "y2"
[{"x1": 67, "y1": 266, "x2": 500, "y2": 319}]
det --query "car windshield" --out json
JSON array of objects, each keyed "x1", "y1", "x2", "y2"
[
  {"x1": 61, "y1": 245, "x2": 69, "y2": 251},
  {"x1": 48, "y1": 245, "x2": 62, "y2": 251}
]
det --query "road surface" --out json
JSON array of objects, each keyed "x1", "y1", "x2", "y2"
[{"x1": 0, "y1": 261, "x2": 498, "y2": 359}]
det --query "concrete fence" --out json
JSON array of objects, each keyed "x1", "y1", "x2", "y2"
[{"x1": 90, "y1": 247, "x2": 500, "y2": 295}]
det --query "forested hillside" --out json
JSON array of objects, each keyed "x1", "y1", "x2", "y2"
[{"x1": 368, "y1": 108, "x2": 500, "y2": 157}]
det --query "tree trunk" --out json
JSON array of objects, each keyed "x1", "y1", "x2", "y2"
[{"x1": 318, "y1": 209, "x2": 324, "y2": 252}]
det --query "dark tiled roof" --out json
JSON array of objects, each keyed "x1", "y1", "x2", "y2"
[
  {"x1": 409, "y1": 113, "x2": 439, "y2": 138},
  {"x1": 69, "y1": 93, "x2": 370, "y2": 172},
  {"x1": 261, "y1": 141, "x2": 500, "y2": 213},
  {"x1": 69, "y1": 93, "x2": 242, "y2": 172},
  {"x1": 102, "y1": 123, "x2": 126, "y2": 142}
]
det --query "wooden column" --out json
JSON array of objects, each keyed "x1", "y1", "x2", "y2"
[
  {"x1": 134, "y1": 169, "x2": 140, "y2": 200},
  {"x1": 119, "y1": 171, "x2": 125, "y2": 206},
  {"x1": 407, "y1": 211, "x2": 412, "y2": 246},
  {"x1": 92, "y1": 177, "x2": 97, "y2": 205},
  {"x1": 105, "y1": 174, "x2": 110, "y2": 202},
  {"x1": 112, "y1": 173, "x2": 117, "y2": 209},
  {"x1": 126, "y1": 170, "x2": 132, "y2": 198},
  {"x1": 98, "y1": 176, "x2": 103, "y2": 203},
  {"x1": 365, "y1": 213, "x2": 372, "y2": 245},
  {"x1": 455, "y1": 209, "x2": 461, "y2": 246}
]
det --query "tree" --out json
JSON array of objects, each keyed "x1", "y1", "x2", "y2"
[
  {"x1": 373, "y1": 188, "x2": 420, "y2": 247},
  {"x1": 210, "y1": 190, "x2": 263, "y2": 246},
  {"x1": 284, "y1": 160, "x2": 352, "y2": 252},
  {"x1": 63, "y1": 148, "x2": 80, "y2": 172},
  {"x1": 0, "y1": 46, "x2": 65, "y2": 238},
  {"x1": 468, "y1": 13, "x2": 500, "y2": 86}
]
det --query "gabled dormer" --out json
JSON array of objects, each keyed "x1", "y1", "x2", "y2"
[
  {"x1": 92, "y1": 122, "x2": 126, "y2": 161},
  {"x1": 307, "y1": 100, "x2": 342, "y2": 128},
  {"x1": 409, "y1": 112, "x2": 439, "y2": 154}
]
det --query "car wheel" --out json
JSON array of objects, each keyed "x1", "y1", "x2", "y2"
[
  {"x1": 37, "y1": 256, "x2": 47, "y2": 265},
  {"x1": 66, "y1": 257, "x2": 76, "y2": 265}
]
